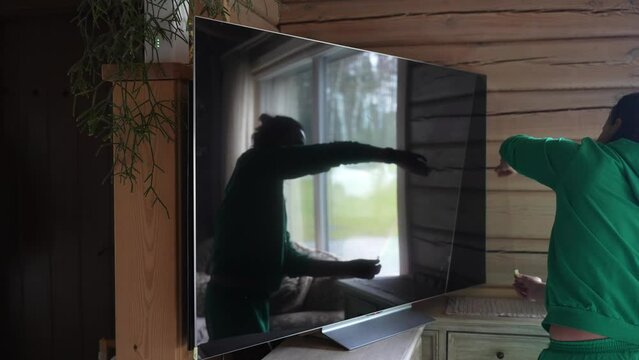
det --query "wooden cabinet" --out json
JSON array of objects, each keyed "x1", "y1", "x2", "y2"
[
  {"x1": 421, "y1": 330, "x2": 441, "y2": 360},
  {"x1": 415, "y1": 295, "x2": 549, "y2": 360}
]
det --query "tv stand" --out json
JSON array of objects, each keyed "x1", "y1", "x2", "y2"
[
  {"x1": 263, "y1": 325, "x2": 424, "y2": 360},
  {"x1": 321, "y1": 304, "x2": 434, "y2": 350}
]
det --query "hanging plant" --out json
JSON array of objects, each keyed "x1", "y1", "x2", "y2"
[{"x1": 69, "y1": 0, "x2": 254, "y2": 214}]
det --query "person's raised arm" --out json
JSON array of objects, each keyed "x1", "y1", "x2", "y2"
[
  {"x1": 292, "y1": 258, "x2": 381, "y2": 279},
  {"x1": 498, "y1": 135, "x2": 580, "y2": 189},
  {"x1": 282, "y1": 232, "x2": 381, "y2": 279},
  {"x1": 268, "y1": 142, "x2": 430, "y2": 179},
  {"x1": 285, "y1": 254, "x2": 381, "y2": 279}
]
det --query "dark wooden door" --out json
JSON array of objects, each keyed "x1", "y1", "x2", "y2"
[{"x1": 1, "y1": 12, "x2": 115, "y2": 360}]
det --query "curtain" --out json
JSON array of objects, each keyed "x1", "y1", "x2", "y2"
[
  {"x1": 260, "y1": 70, "x2": 316, "y2": 248},
  {"x1": 221, "y1": 55, "x2": 255, "y2": 184}
]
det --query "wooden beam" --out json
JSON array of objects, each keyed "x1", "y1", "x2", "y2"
[
  {"x1": 487, "y1": 88, "x2": 632, "y2": 115},
  {"x1": 281, "y1": 11, "x2": 639, "y2": 47},
  {"x1": 487, "y1": 238, "x2": 549, "y2": 253},
  {"x1": 111, "y1": 78, "x2": 190, "y2": 360},
  {"x1": 487, "y1": 191, "x2": 556, "y2": 239},
  {"x1": 487, "y1": 109, "x2": 607, "y2": 142},
  {"x1": 280, "y1": 0, "x2": 638, "y2": 24},
  {"x1": 370, "y1": 38, "x2": 639, "y2": 91}
]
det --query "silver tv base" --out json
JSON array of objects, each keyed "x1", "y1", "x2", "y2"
[{"x1": 321, "y1": 304, "x2": 435, "y2": 350}]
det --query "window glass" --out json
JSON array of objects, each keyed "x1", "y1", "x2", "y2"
[{"x1": 325, "y1": 52, "x2": 399, "y2": 275}]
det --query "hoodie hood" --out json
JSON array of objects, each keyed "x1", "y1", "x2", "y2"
[{"x1": 607, "y1": 138, "x2": 639, "y2": 202}]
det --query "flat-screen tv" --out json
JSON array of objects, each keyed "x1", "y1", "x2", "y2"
[{"x1": 190, "y1": 16, "x2": 486, "y2": 358}]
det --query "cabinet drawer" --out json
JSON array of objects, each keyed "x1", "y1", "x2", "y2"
[{"x1": 448, "y1": 332, "x2": 549, "y2": 360}]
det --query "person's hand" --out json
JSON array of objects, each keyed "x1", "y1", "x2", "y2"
[
  {"x1": 495, "y1": 159, "x2": 517, "y2": 177},
  {"x1": 348, "y1": 259, "x2": 381, "y2": 279},
  {"x1": 395, "y1": 150, "x2": 430, "y2": 176},
  {"x1": 513, "y1": 272, "x2": 545, "y2": 303}
]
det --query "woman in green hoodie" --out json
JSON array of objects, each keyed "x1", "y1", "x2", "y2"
[{"x1": 497, "y1": 92, "x2": 639, "y2": 359}]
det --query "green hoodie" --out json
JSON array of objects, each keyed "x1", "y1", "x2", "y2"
[
  {"x1": 500, "y1": 135, "x2": 639, "y2": 344},
  {"x1": 205, "y1": 142, "x2": 397, "y2": 339},
  {"x1": 210, "y1": 141, "x2": 397, "y2": 294}
]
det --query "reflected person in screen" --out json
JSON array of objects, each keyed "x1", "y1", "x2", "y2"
[
  {"x1": 205, "y1": 114, "x2": 431, "y2": 340},
  {"x1": 496, "y1": 92, "x2": 639, "y2": 359}
]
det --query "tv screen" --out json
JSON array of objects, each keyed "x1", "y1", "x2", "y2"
[{"x1": 191, "y1": 16, "x2": 486, "y2": 358}]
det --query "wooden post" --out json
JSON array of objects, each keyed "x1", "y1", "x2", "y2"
[{"x1": 104, "y1": 63, "x2": 192, "y2": 360}]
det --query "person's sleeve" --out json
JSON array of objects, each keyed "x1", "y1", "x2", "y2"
[
  {"x1": 271, "y1": 142, "x2": 397, "y2": 179},
  {"x1": 282, "y1": 232, "x2": 312, "y2": 277},
  {"x1": 499, "y1": 135, "x2": 580, "y2": 189}
]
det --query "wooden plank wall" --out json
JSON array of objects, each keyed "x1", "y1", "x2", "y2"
[
  {"x1": 227, "y1": 0, "x2": 279, "y2": 30},
  {"x1": 194, "y1": 0, "x2": 280, "y2": 31},
  {"x1": 1, "y1": 14, "x2": 114, "y2": 359},
  {"x1": 278, "y1": 0, "x2": 639, "y2": 291}
]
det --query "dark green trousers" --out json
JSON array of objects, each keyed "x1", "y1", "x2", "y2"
[
  {"x1": 539, "y1": 338, "x2": 639, "y2": 360},
  {"x1": 204, "y1": 282, "x2": 270, "y2": 340}
]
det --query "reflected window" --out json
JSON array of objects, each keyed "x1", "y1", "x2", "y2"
[
  {"x1": 260, "y1": 65, "x2": 316, "y2": 249},
  {"x1": 260, "y1": 50, "x2": 399, "y2": 275}
]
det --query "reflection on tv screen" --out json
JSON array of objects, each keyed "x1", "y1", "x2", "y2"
[{"x1": 193, "y1": 17, "x2": 485, "y2": 358}]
